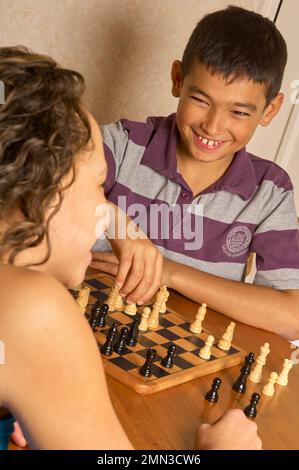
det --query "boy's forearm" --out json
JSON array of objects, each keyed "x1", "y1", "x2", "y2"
[{"x1": 168, "y1": 261, "x2": 299, "y2": 340}]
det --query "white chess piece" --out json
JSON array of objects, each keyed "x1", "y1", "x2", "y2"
[
  {"x1": 159, "y1": 286, "x2": 169, "y2": 313},
  {"x1": 249, "y1": 342, "x2": 270, "y2": 384},
  {"x1": 107, "y1": 284, "x2": 119, "y2": 311},
  {"x1": 218, "y1": 322, "x2": 235, "y2": 351},
  {"x1": 124, "y1": 303, "x2": 137, "y2": 316},
  {"x1": 139, "y1": 307, "x2": 151, "y2": 331},
  {"x1": 199, "y1": 335, "x2": 214, "y2": 360},
  {"x1": 148, "y1": 290, "x2": 164, "y2": 329},
  {"x1": 262, "y1": 371, "x2": 278, "y2": 397},
  {"x1": 115, "y1": 293, "x2": 124, "y2": 311},
  {"x1": 190, "y1": 303, "x2": 207, "y2": 334},
  {"x1": 277, "y1": 359, "x2": 293, "y2": 386},
  {"x1": 75, "y1": 285, "x2": 90, "y2": 314}
]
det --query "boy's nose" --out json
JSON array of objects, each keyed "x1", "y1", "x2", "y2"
[{"x1": 200, "y1": 110, "x2": 224, "y2": 138}]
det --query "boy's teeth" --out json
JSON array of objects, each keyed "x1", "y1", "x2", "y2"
[{"x1": 198, "y1": 134, "x2": 222, "y2": 147}]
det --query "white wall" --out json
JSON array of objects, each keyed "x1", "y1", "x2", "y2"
[
  {"x1": 0, "y1": 0, "x2": 262, "y2": 124},
  {"x1": 247, "y1": 0, "x2": 299, "y2": 214},
  {"x1": 4, "y1": 1, "x2": 296, "y2": 207}
]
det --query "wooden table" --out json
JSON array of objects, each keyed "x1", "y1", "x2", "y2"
[
  {"x1": 9, "y1": 283, "x2": 299, "y2": 450},
  {"x1": 106, "y1": 291, "x2": 299, "y2": 450}
]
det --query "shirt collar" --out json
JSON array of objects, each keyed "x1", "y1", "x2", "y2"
[
  {"x1": 141, "y1": 113, "x2": 178, "y2": 178},
  {"x1": 141, "y1": 113, "x2": 257, "y2": 200},
  {"x1": 211, "y1": 147, "x2": 257, "y2": 200}
]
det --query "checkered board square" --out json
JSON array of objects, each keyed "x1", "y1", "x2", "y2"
[{"x1": 82, "y1": 273, "x2": 245, "y2": 394}]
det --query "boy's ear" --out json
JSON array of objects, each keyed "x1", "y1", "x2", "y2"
[
  {"x1": 171, "y1": 60, "x2": 184, "y2": 97},
  {"x1": 260, "y1": 93, "x2": 284, "y2": 127}
]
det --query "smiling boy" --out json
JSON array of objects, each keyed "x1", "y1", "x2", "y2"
[{"x1": 92, "y1": 6, "x2": 299, "y2": 340}]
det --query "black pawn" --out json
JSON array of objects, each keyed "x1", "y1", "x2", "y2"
[
  {"x1": 139, "y1": 348, "x2": 156, "y2": 377},
  {"x1": 100, "y1": 322, "x2": 118, "y2": 356},
  {"x1": 232, "y1": 352, "x2": 255, "y2": 394},
  {"x1": 126, "y1": 314, "x2": 141, "y2": 347},
  {"x1": 161, "y1": 344, "x2": 176, "y2": 368},
  {"x1": 114, "y1": 327, "x2": 129, "y2": 354},
  {"x1": 205, "y1": 377, "x2": 222, "y2": 403},
  {"x1": 96, "y1": 303, "x2": 109, "y2": 327},
  {"x1": 244, "y1": 393, "x2": 260, "y2": 419}
]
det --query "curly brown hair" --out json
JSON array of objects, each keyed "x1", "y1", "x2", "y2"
[{"x1": 0, "y1": 46, "x2": 92, "y2": 265}]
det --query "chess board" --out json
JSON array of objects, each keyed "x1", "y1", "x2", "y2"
[{"x1": 80, "y1": 273, "x2": 245, "y2": 394}]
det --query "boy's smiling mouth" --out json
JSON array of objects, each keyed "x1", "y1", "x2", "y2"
[{"x1": 191, "y1": 129, "x2": 227, "y2": 151}]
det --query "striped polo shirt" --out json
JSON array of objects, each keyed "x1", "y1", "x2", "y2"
[{"x1": 98, "y1": 113, "x2": 299, "y2": 290}]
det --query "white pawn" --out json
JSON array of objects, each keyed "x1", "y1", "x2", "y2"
[
  {"x1": 277, "y1": 359, "x2": 293, "y2": 386},
  {"x1": 190, "y1": 303, "x2": 207, "y2": 334},
  {"x1": 262, "y1": 371, "x2": 278, "y2": 397},
  {"x1": 124, "y1": 302, "x2": 137, "y2": 316},
  {"x1": 139, "y1": 307, "x2": 151, "y2": 331},
  {"x1": 199, "y1": 335, "x2": 214, "y2": 360},
  {"x1": 218, "y1": 322, "x2": 235, "y2": 351},
  {"x1": 249, "y1": 342, "x2": 270, "y2": 384}
]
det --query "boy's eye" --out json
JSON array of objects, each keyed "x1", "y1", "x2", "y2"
[
  {"x1": 233, "y1": 110, "x2": 250, "y2": 117},
  {"x1": 191, "y1": 96, "x2": 209, "y2": 106}
]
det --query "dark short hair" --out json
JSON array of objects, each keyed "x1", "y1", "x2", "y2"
[
  {"x1": 181, "y1": 6, "x2": 287, "y2": 105},
  {"x1": 0, "y1": 46, "x2": 91, "y2": 264}
]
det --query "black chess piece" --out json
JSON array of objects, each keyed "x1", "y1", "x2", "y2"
[
  {"x1": 244, "y1": 392, "x2": 260, "y2": 419},
  {"x1": 97, "y1": 303, "x2": 109, "y2": 327},
  {"x1": 161, "y1": 344, "x2": 176, "y2": 368},
  {"x1": 232, "y1": 352, "x2": 255, "y2": 393},
  {"x1": 91, "y1": 299, "x2": 102, "y2": 311},
  {"x1": 89, "y1": 306, "x2": 99, "y2": 331},
  {"x1": 114, "y1": 327, "x2": 129, "y2": 354},
  {"x1": 205, "y1": 377, "x2": 222, "y2": 403},
  {"x1": 126, "y1": 314, "x2": 141, "y2": 347},
  {"x1": 100, "y1": 322, "x2": 118, "y2": 356},
  {"x1": 139, "y1": 348, "x2": 156, "y2": 377}
]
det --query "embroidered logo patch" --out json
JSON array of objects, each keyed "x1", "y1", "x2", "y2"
[{"x1": 222, "y1": 226, "x2": 252, "y2": 257}]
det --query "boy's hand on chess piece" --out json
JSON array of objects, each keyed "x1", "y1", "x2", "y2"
[
  {"x1": 195, "y1": 409, "x2": 262, "y2": 450},
  {"x1": 90, "y1": 237, "x2": 163, "y2": 305}
]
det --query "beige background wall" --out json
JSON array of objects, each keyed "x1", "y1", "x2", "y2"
[{"x1": 0, "y1": 0, "x2": 262, "y2": 124}]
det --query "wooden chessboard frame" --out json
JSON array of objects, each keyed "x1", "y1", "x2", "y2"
[{"x1": 82, "y1": 273, "x2": 245, "y2": 394}]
